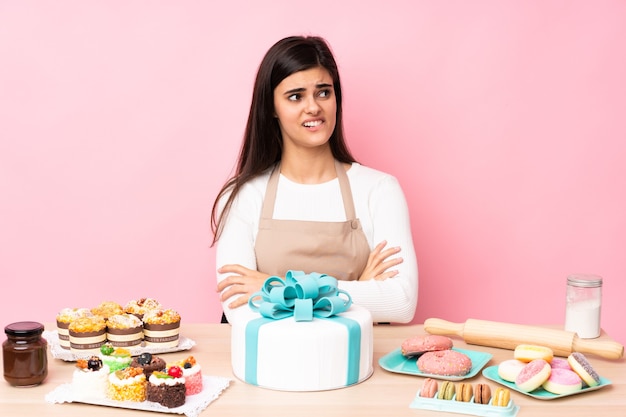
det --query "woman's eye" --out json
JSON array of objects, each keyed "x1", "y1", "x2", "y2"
[
  {"x1": 318, "y1": 89, "x2": 332, "y2": 98},
  {"x1": 288, "y1": 93, "x2": 301, "y2": 101}
]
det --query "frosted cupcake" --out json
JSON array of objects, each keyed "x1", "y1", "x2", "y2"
[
  {"x1": 125, "y1": 298, "x2": 162, "y2": 320},
  {"x1": 143, "y1": 309, "x2": 181, "y2": 348},
  {"x1": 56, "y1": 308, "x2": 93, "y2": 350},
  {"x1": 68, "y1": 316, "x2": 107, "y2": 355},
  {"x1": 106, "y1": 313, "x2": 143, "y2": 347},
  {"x1": 71, "y1": 356, "x2": 110, "y2": 401}
]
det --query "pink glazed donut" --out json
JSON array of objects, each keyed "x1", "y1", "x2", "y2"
[
  {"x1": 515, "y1": 359, "x2": 551, "y2": 392},
  {"x1": 549, "y1": 357, "x2": 572, "y2": 370},
  {"x1": 542, "y1": 368, "x2": 583, "y2": 395},
  {"x1": 417, "y1": 350, "x2": 472, "y2": 376}
]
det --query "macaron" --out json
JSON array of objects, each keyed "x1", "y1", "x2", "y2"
[
  {"x1": 514, "y1": 344, "x2": 554, "y2": 363},
  {"x1": 455, "y1": 382, "x2": 473, "y2": 402},
  {"x1": 474, "y1": 383, "x2": 491, "y2": 404},
  {"x1": 492, "y1": 387, "x2": 511, "y2": 407},
  {"x1": 515, "y1": 359, "x2": 552, "y2": 392},
  {"x1": 497, "y1": 359, "x2": 526, "y2": 382},
  {"x1": 568, "y1": 352, "x2": 601, "y2": 387},
  {"x1": 420, "y1": 378, "x2": 438, "y2": 398},
  {"x1": 542, "y1": 368, "x2": 583, "y2": 395},
  {"x1": 437, "y1": 381, "x2": 456, "y2": 400},
  {"x1": 417, "y1": 350, "x2": 473, "y2": 376},
  {"x1": 401, "y1": 334, "x2": 453, "y2": 357}
]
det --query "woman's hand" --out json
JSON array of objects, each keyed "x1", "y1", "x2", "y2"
[
  {"x1": 358, "y1": 240, "x2": 403, "y2": 281},
  {"x1": 217, "y1": 264, "x2": 271, "y2": 308}
]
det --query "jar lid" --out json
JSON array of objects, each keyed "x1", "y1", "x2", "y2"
[
  {"x1": 567, "y1": 274, "x2": 603, "y2": 288},
  {"x1": 4, "y1": 321, "x2": 45, "y2": 336}
]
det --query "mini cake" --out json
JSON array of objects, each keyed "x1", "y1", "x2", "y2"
[
  {"x1": 100, "y1": 343, "x2": 132, "y2": 372},
  {"x1": 91, "y1": 301, "x2": 124, "y2": 320},
  {"x1": 56, "y1": 308, "x2": 93, "y2": 349},
  {"x1": 173, "y1": 356, "x2": 203, "y2": 395},
  {"x1": 107, "y1": 367, "x2": 147, "y2": 402},
  {"x1": 68, "y1": 316, "x2": 107, "y2": 355},
  {"x1": 147, "y1": 365, "x2": 186, "y2": 408},
  {"x1": 125, "y1": 298, "x2": 162, "y2": 320},
  {"x1": 230, "y1": 271, "x2": 374, "y2": 391},
  {"x1": 71, "y1": 356, "x2": 110, "y2": 401},
  {"x1": 143, "y1": 309, "x2": 181, "y2": 348},
  {"x1": 130, "y1": 352, "x2": 166, "y2": 379},
  {"x1": 106, "y1": 313, "x2": 143, "y2": 347}
]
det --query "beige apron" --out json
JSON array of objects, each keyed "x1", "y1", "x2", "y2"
[{"x1": 255, "y1": 160, "x2": 370, "y2": 281}]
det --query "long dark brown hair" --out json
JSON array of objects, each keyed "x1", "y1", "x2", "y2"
[{"x1": 210, "y1": 36, "x2": 357, "y2": 246}]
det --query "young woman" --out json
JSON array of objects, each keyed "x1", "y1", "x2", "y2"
[{"x1": 211, "y1": 36, "x2": 417, "y2": 324}]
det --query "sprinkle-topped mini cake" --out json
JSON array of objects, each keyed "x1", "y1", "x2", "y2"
[
  {"x1": 143, "y1": 309, "x2": 181, "y2": 348},
  {"x1": 56, "y1": 308, "x2": 93, "y2": 350},
  {"x1": 68, "y1": 316, "x2": 107, "y2": 354},
  {"x1": 107, "y1": 367, "x2": 147, "y2": 402},
  {"x1": 106, "y1": 313, "x2": 143, "y2": 347},
  {"x1": 173, "y1": 356, "x2": 203, "y2": 395},
  {"x1": 130, "y1": 352, "x2": 166, "y2": 379},
  {"x1": 100, "y1": 343, "x2": 132, "y2": 372},
  {"x1": 71, "y1": 356, "x2": 109, "y2": 401},
  {"x1": 147, "y1": 365, "x2": 186, "y2": 408},
  {"x1": 125, "y1": 298, "x2": 162, "y2": 320}
]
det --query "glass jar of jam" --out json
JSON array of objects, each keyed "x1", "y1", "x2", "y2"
[{"x1": 3, "y1": 321, "x2": 48, "y2": 387}]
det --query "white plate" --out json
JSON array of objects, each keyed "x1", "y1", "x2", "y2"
[
  {"x1": 44, "y1": 330, "x2": 196, "y2": 361},
  {"x1": 45, "y1": 375, "x2": 231, "y2": 417}
]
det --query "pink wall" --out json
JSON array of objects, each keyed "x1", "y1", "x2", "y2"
[{"x1": 1, "y1": 2, "x2": 625, "y2": 345}]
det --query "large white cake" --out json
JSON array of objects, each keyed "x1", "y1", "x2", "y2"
[{"x1": 231, "y1": 303, "x2": 373, "y2": 391}]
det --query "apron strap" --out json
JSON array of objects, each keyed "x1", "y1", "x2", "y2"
[{"x1": 260, "y1": 160, "x2": 357, "y2": 221}]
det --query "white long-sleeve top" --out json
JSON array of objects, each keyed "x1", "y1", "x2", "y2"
[{"x1": 216, "y1": 162, "x2": 418, "y2": 323}]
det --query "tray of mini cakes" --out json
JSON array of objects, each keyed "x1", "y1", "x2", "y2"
[
  {"x1": 379, "y1": 334, "x2": 493, "y2": 381},
  {"x1": 45, "y1": 349, "x2": 231, "y2": 416},
  {"x1": 46, "y1": 299, "x2": 196, "y2": 361},
  {"x1": 482, "y1": 344, "x2": 612, "y2": 400}
]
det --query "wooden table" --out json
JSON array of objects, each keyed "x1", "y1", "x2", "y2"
[{"x1": 2, "y1": 323, "x2": 625, "y2": 416}]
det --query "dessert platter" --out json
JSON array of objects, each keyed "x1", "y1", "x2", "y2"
[
  {"x1": 379, "y1": 334, "x2": 492, "y2": 381},
  {"x1": 46, "y1": 374, "x2": 230, "y2": 417},
  {"x1": 379, "y1": 347, "x2": 492, "y2": 381},
  {"x1": 52, "y1": 299, "x2": 194, "y2": 361},
  {"x1": 45, "y1": 330, "x2": 196, "y2": 361},
  {"x1": 481, "y1": 344, "x2": 612, "y2": 400}
]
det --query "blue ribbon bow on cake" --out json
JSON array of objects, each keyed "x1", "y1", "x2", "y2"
[{"x1": 248, "y1": 270, "x2": 353, "y2": 321}]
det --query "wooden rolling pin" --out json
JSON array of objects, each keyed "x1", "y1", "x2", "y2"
[{"x1": 424, "y1": 318, "x2": 624, "y2": 360}]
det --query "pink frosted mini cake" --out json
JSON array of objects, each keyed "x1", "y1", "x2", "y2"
[{"x1": 173, "y1": 356, "x2": 203, "y2": 395}]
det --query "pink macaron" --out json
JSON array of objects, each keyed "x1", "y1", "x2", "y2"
[
  {"x1": 420, "y1": 378, "x2": 438, "y2": 398},
  {"x1": 542, "y1": 368, "x2": 582, "y2": 395},
  {"x1": 515, "y1": 359, "x2": 551, "y2": 392}
]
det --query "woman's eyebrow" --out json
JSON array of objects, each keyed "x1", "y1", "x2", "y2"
[{"x1": 283, "y1": 83, "x2": 334, "y2": 95}]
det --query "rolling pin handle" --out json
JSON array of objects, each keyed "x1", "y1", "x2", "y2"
[
  {"x1": 423, "y1": 318, "x2": 464, "y2": 338},
  {"x1": 572, "y1": 336, "x2": 624, "y2": 360}
]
